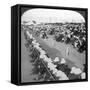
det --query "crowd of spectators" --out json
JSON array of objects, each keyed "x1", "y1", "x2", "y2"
[
  {"x1": 22, "y1": 26, "x2": 86, "y2": 81},
  {"x1": 25, "y1": 22, "x2": 86, "y2": 53},
  {"x1": 21, "y1": 22, "x2": 86, "y2": 53}
]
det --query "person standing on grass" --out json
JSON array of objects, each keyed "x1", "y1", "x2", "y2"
[{"x1": 66, "y1": 47, "x2": 69, "y2": 57}]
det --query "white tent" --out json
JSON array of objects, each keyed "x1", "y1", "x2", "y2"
[{"x1": 21, "y1": 8, "x2": 85, "y2": 25}]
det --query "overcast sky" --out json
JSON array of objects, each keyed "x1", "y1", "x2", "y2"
[{"x1": 21, "y1": 8, "x2": 85, "y2": 24}]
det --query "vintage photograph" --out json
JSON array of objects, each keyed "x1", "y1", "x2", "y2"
[{"x1": 21, "y1": 7, "x2": 87, "y2": 83}]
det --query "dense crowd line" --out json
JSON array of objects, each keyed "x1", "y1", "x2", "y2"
[{"x1": 25, "y1": 22, "x2": 86, "y2": 53}]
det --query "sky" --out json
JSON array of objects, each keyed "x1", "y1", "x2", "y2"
[{"x1": 21, "y1": 8, "x2": 85, "y2": 24}]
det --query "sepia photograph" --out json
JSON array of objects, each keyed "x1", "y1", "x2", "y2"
[{"x1": 10, "y1": 5, "x2": 87, "y2": 85}]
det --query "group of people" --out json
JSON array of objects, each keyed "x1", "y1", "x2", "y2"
[
  {"x1": 22, "y1": 25, "x2": 86, "y2": 81},
  {"x1": 22, "y1": 22, "x2": 86, "y2": 53}
]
